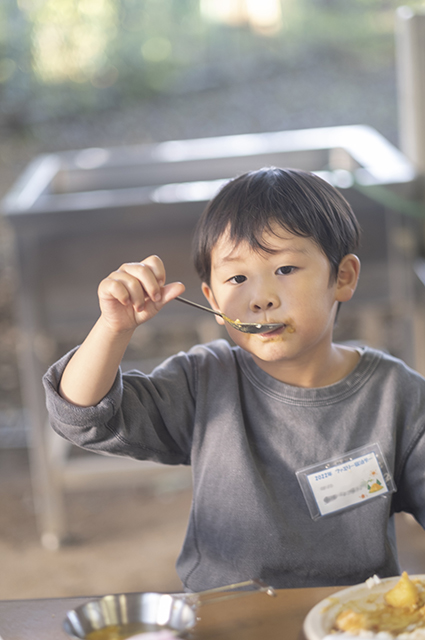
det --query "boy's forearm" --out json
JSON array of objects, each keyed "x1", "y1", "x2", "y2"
[{"x1": 59, "y1": 317, "x2": 134, "y2": 407}]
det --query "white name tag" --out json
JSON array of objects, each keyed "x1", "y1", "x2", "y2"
[{"x1": 296, "y1": 443, "x2": 396, "y2": 520}]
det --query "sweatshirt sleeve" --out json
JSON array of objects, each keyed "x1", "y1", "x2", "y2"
[{"x1": 43, "y1": 347, "x2": 197, "y2": 465}]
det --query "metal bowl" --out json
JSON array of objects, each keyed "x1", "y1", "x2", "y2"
[{"x1": 63, "y1": 592, "x2": 197, "y2": 639}]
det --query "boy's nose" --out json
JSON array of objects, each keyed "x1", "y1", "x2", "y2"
[{"x1": 250, "y1": 292, "x2": 280, "y2": 312}]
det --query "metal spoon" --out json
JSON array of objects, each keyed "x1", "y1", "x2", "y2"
[
  {"x1": 175, "y1": 296, "x2": 284, "y2": 334},
  {"x1": 184, "y1": 577, "x2": 277, "y2": 605}
]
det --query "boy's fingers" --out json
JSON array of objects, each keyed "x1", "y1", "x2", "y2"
[
  {"x1": 99, "y1": 262, "x2": 184, "y2": 314},
  {"x1": 139, "y1": 255, "x2": 166, "y2": 287},
  {"x1": 98, "y1": 277, "x2": 133, "y2": 306},
  {"x1": 117, "y1": 259, "x2": 164, "y2": 304},
  {"x1": 101, "y1": 271, "x2": 146, "y2": 310}
]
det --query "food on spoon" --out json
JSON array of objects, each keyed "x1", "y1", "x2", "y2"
[
  {"x1": 333, "y1": 573, "x2": 425, "y2": 637},
  {"x1": 233, "y1": 318, "x2": 266, "y2": 330}
]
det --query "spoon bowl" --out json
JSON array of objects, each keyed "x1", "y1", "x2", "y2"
[{"x1": 175, "y1": 296, "x2": 285, "y2": 334}]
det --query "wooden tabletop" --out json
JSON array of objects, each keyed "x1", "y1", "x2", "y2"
[{"x1": 0, "y1": 586, "x2": 341, "y2": 640}]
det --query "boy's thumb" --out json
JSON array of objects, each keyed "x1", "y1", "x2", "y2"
[{"x1": 161, "y1": 281, "x2": 185, "y2": 305}]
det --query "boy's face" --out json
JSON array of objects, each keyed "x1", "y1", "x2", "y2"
[{"x1": 201, "y1": 225, "x2": 359, "y2": 384}]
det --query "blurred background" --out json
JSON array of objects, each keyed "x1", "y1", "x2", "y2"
[{"x1": 1, "y1": 0, "x2": 425, "y2": 601}]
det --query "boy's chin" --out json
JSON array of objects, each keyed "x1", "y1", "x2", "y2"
[{"x1": 231, "y1": 333, "x2": 290, "y2": 359}]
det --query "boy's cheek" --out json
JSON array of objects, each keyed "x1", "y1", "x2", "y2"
[{"x1": 201, "y1": 282, "x2": 224, "y2": 318}]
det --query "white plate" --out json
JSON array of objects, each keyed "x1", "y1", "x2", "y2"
[{"x1": 303, "y1": 575, "x2": 425, "y2": 640}]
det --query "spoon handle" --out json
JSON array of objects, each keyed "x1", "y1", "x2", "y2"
[
  {"x1": 183, "y1": 578, "x2": 276, "y2": 607},
  {"x1": 175, "y1": 296, "x2": 223, "y2": 319}
]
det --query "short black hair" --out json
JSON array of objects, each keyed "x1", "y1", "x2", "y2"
[{"x1": 192, "y1": 167, "x2": 361, "y2": 285}]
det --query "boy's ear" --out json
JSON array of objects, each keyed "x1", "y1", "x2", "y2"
[
  {"x1": 335, "y1": 254, "x2": 361, "y2": 302},
  {"x1": 201, "y1": 283, "x2": 226, "y2": 325}
]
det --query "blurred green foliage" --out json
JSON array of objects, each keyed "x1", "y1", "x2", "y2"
[{"x1": 0, "y1": 0, "x2": 424, "y2": 127}]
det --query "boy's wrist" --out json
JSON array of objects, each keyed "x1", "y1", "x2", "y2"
[{"x1": 96, "y1": 315, "x2": 136, "y2": 344}]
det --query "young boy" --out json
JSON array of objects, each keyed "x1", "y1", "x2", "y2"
[{"x1": 43, "y1": 167, "x2": 425, "y2": 592}]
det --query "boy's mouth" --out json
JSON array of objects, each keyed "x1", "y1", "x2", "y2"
[{"x1": 258, "y1": 322, "x2": 294, "y2": 337}]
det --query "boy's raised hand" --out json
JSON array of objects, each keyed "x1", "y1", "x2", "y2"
[
  {"x1": 98, "y1": 255, "x2": 185, "y2": 334},
  {"x1": 59, "y1": 255, "x2": 185, "y2": 407}
]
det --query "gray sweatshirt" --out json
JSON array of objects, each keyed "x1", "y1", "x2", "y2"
[{"x1": 43, "y1": 341, "x2": 425, "y2": 591}]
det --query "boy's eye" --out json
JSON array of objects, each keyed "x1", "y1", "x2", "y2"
[
  {"x1": 276, "y1": 266, "x2": 296, "y2": 275},
  {"x1": 229, "y1": 275, "x2": 247, "y2": 284}
]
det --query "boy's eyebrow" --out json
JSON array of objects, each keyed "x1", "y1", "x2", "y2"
[{"x1": 214, "y1": 245, "x2": 310, "y2": 268}]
